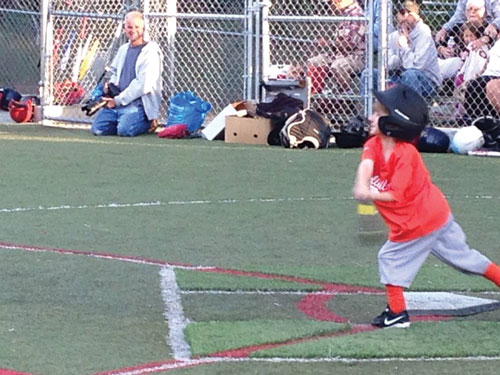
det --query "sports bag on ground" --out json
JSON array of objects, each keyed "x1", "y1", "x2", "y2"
[
  {"x1": 417, "y1": 127, "x2": 450, "y2": 153},
  {"x1": 0, "y1": 87, "x2": 22, "y2": 111},
  {"x1": 279, "y1": 109, "x2": 331, "y2": 149},
  {"x1": 471, "y1": 116, "x2": 500, "y2": 150},
  {"x1": 333, "y1": 115, "x2": 369, "y2": 148}
]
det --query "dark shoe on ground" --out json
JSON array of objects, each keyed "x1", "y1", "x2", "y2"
[{"x1": 372, "y1": 306, "x2": 410, "y2": 328}]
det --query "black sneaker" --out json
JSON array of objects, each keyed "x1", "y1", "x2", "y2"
[{"x1": 372, "y1": 306, "x2": 410, "y2": 328}]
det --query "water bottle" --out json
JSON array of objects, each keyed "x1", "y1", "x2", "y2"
[{"x1": 447, "y1": 37, "x2": 456, "y2": 52}]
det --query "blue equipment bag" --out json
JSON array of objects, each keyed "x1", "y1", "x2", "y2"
[{"x1": 166, "y1": 91, "x2": 211, "y2": 132}]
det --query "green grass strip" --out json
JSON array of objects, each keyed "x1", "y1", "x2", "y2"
[
  {"x1": 254, "y1": 321, "x2": 500, "y2": 358},
  {"x1": 176, "y1": 269, "x2": 322, "y2": 291},
  {"x1": 177, "y1": 264, "x2": 495, "y2": 292},
  {"x1": 185, "y1": 319, "x2": 349, "y2": 356}
]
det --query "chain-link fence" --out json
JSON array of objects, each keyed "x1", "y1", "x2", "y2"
[
  {"x1": 0, "y1": 0, "x2": 40, "y2": 94},
  {"x1": 421, "y1": 0, "x2": 500, "y2": 127},
  {"x1": 36, "y1": 0, "x2": 252, "y2": 124},
  {"x1": 264, "y1": 0, "x2": 371, "y2": 128},
  {"x1": 1, "y1": 0, "x2": 500, "y2": 129}
]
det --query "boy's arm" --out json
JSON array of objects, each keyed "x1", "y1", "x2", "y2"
[
  {"x1": 353, "y1": 159, "x2": 374, "y2": 201},
  {"x1": 353, "y1": 159, "x2": 395, "y2": 202}
]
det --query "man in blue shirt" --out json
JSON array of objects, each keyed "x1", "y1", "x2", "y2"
[{"x1": 91, "y1": 11, "x2": 163, "y2": 137}]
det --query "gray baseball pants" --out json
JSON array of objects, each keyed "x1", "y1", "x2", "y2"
[{"x1": 378, "y1": 215, "x2": 492, "y2": 288}]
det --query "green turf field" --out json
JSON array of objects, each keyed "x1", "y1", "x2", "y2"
[{"x1": 0, "y1": 123, "x2": 499, "y2": 375}]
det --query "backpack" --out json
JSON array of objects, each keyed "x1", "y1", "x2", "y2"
[
  {"x1": 0, "y1": 87, "x2": 22, "y2": 111},
  {"x1": 279, "y1": 109, "x2": 331, "y2": 149}
]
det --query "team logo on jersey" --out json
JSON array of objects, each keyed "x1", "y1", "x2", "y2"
[{"x1": 370, "y1": 175, "x2": 388, "y2": 192}]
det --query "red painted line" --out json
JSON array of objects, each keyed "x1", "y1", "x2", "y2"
[
  {"x1": 202, "y1": 267, "x2": 383, "y2": 294},
  {"x1": 95, "y1": 358, "x2": 222, "y2": 375},
  {"x1": 94, "y1": 359, "x2": 181, "y2": 375},
  {"x1": 0, "y1": 241, "x2": 384, "y2": 295},
  {"x1": 0, "y1": 241, "x2": 193, "y2": 268},
  {"x1": 296, "y1": 293, "x2": 348, "y2": 322},
  {"x1": 0, "y1": 369, "x2": 32, "y2": 375},
  {"x1": 210, "y1": 324, "x2": 377, "y2": 358},
  {"x1": 4, "y1": 241, "x2": 452, "y2": 375}
]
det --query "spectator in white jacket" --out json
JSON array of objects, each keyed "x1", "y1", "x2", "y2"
[
  {"x1": 362, "y1": 1, "x2": 442, "y2": 98},
  {"x1": 91, "y1": 11, "x2": 163, "y2": 137}
]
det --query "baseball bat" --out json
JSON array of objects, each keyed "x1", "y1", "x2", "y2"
[
  {"x1": 59, "y1": 30, "x2": 76, "y2": 71},
  {"x1": 78, "y1": 40, "x2": 100, "y2": 82},
  {"x1": 468, "y1": 150, "x2": 500, "y2": 158}
]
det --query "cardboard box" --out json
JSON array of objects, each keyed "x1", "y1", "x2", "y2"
[
  {"x1": 201, "y1": 103, "x2": 238, "y2": 140},
  {"x1": 225, "y1": 116, "x2": 272, "y2": 145},
  {"x1": 201, "y1": 101, "x2": 257, "y2": 141}
]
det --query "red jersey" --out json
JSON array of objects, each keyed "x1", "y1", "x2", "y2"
[{"x1": 361, "y1": 136, "x2": 450, "y2": 242}]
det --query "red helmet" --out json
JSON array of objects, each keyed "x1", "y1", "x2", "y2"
[{"x1": 9, "y1": 98, "x2": 35, "y2": 123}]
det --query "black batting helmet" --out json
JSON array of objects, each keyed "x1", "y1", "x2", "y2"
[{"x1": 374, "y1": 84, "x2": 429, "y2": 141}]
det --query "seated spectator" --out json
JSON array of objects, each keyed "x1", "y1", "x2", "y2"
[
  {"x1": 306, "y1": 0, "x2": 365, "y2": 93},
  {"x1": 437, "y1": 0, "x2": 489, "y2": 80},
  {"x1": 485, "y1": 77, "x2": 500, "y2": 116},
  {"x1": 362, "y1": 1, "x2": 442, "y2": 98},
  {"x1": 464, "y1": 35, "x2": 500, "y2": 119},
  {"x1": 91, "y1": 11, "x2": 162, "y2": 137},
  {"x1": 435, "y1": 0, "x2": 500, "y2": 50},
  {"x1": 453, "y1": 21, "x2": 490, "y2": 117}
]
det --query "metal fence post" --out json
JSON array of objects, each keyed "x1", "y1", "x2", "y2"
[
  {"x1": 165, "y1": 0, "x2": 177, "y2": 98},
  {"x1": 260, "y1": 0, "x2": 271, "y2": 102},
  {"x1": 254, "y1": 1, "x2": 261, "y2": 101},
  {"x1": 39, "y1": 0, "x2": 50, "y2": 124},
  {"x1": 378, "y1": 0, "x2": 389, "y2": 92},
  {"x1": 365, "y1": 0, "x2": 374, "y2": 118},
  {"x1": 246, "y1": 0, "x2": 254, "y2": 100}
]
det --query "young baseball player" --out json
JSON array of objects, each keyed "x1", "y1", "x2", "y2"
[{"x1": 352, "y1": 83, "x2": 500, "y2": 328}]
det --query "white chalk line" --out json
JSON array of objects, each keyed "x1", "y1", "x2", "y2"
[
  {"x1": 2, "y1": 242, "x2": 498, "y2": 298},
  {"x1": 0, "y1": 197, "x2": 338, "y2": 214},
  {"x1": 0, "y1": 133, "x2": 304, "y2": 152},
  {"x1": 0, "y1": 194, "x2": 497, "y2": 215},
  {"x1": 180, "y1": 289, "x2": 500, "y2": 296},
  {"x1": 160, "y1": 267, "x2": 191, "y2": 361},
  {"x1": 181, "y1": 290, "x2": 359, "y2": 296},
  {"x1": 0, "y1": 242, "x2": 214, "y2": 271},
  {"x1": 103, "y1": 355, "x2": 500, "y2": 375},
  {"x1": 202, "y1": 356, "x2": 500, "y2": 364}
]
